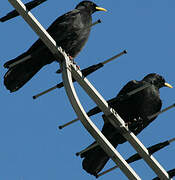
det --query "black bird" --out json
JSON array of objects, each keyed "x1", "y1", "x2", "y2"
[
  {"x1": 4, "y1": 1, "x2": 107, "y2": 92},
  {"x1": 80, "y1": 73, "x2": 173, "y2": 176}
]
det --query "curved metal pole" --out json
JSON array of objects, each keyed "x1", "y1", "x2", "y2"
[{"x1": 60, "y1": 53, "x2": 141, "y2": 180}]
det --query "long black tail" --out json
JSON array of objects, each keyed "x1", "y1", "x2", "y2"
[
  {"x1": 4, "y1": 52, "x2": 46, "y2": 92},
  {"x1": 81, "y1": 144, "x2": 111, "y2": 176},
  {"x1": 81, "y1": 117, "x2": 122, "y2": 176}
]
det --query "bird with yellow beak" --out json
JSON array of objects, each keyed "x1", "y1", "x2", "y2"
[{"x1": 4, "y1": 1, "x2": 107, "y2": 92}]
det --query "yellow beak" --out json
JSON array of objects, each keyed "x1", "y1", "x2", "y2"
[
  {"x1": 96, "y1": 7, "x2": 107, "y2": 12},
  {"x1": 164, "y1": 82, "x2": 173, "y2": 88}
]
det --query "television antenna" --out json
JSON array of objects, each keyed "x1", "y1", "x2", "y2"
[{"x1": 7, "y1": 0, "x2": 173, "y2": 179}]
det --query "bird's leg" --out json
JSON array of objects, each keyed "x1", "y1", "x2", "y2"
[
  {"x1": 68, "y1": 55, "x2": 80, "y2": 69},
  {"x1": 68, "y1": 55, "x2": 74, "y2": 61},
  {"x1": 56, "y1": 55, "x2": 80, "y2": 73}
]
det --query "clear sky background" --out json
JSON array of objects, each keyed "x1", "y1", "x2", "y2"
[{"x1": 1, "y1": 0, "x2": 175, "y2": 179}]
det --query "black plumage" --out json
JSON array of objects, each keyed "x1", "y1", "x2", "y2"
[
  {"x1": 3, "y1": 1, "x2": 107, "y2": 92},
  {"x1": 81, "y1": 73, "x2": 173, "y2": 176}
]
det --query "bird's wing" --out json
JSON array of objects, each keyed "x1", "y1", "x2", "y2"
[
  {"x1": 116, "y1": 80, "x2": 141, "y2": 98},
  {"x1": 101, "y1": 79, "x2": 162, "y2": 145},
  {"x1": 86, "y1": 81, "x2": 144, "y2": 120},
  {"x1": 28, "y1": 9, "x2": 81, "y2": 53},
  {"x1": 47, "y1": 9, "x2": 81, "y2": 35},
  {"x1": 101, "y1": 81, "x2": 147, "y2": 140}
]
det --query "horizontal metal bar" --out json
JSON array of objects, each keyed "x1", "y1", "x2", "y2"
[
  {"x1": 32, "y1": 50, "x2": 127, "y2": 99},
  {"x1": 76, "y1": 142, "x2": 98, "y2": 156},
  {"x1": 101, "y1": 50, "x2": 127, "y2": 65}
]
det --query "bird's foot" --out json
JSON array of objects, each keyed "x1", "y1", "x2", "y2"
[
  {"x1": 68, "y1": 56, "x2": 80, "y2": 70},
  {"x1": 75, "y1": 64, "x2": 80, "y2": 70},
  {"x1": 68, "y1": 55, "x2": 76, "y2": 64},
  {"x1": 68, "y1": 55, "x2": 74, "y2": 61}
]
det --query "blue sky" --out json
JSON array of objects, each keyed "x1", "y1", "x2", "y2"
[{"x1": 1, "y1": 0, "x2": 175, "y2": 179}]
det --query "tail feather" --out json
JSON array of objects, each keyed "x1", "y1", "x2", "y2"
[
  {"x1": 4, "y1": 55, "x2": 44, "y2": 92},
  {"x1": 81, "y1": 121, "x2": 120, "y2": 176},
  {"x1": 81, "y1": 145, "x2": 110, "y2": 176},
  {"x1": 4, "y1": 52, "x2": 30, "y2": 68},
  {"x1": 80, "y1": 142, "x2": 97, "y2": 158}
]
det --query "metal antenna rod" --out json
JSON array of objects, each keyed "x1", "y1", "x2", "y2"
[
  {"x1": 88, "y1": 19, "x2": 101, "y2": 28},
  {"x1": 59, "y1": 117, "x2": 79, "y2": 129},
  {"x1": 33, "y1": 84, "x2": 60, "y2": 99},
  {"x1": 58, "y1": 83, "x2": 151, "y2": 129},
  {"x1": 97, "y1": 138, "x2": 175, "y2": 178},
  {"x1": 97, "y1": 165, "x2": 118, "y2": 178},
  {"x1": 0, "y1": 0, "x2": 47, "y2": 22},
  {"x1": 126, "y1": 83, "x2": 150, "y2": 97},
  {"x1": 148, "y1": 103, "x2": 175, "y2": 120},
  {"x1": 33, "y1": 49, "x2": 127, "y2": 99},
  {"x1": 101, "y1": 50, "x2": 127, "y2": 65},
  {"x1": 168, "y1": 137, "x2": 175, "y2": 143},
  {"x1": 76, "y1": 143, "x2": 98, "y2": 156}
]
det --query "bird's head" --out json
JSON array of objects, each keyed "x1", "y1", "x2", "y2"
[
  {"x1": 142, "y1": 73, "x2": 173, "y2": 89},
  {"x1": 75, "y1": 1, "x2": 107, "y2": 14}
]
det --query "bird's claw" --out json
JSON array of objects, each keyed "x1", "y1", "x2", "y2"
[
  {"x1": 68, "y1": 55, "x2": 74, "y2": 61},
  {"x1": 68, "y1": 56, "x2": 80, "y2": 70}
]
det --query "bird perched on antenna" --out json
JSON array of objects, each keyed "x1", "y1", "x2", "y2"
[
  {"x1": 3, "y1": 1, "x2": 107, "y2": 92},
  {"x1": 80, "y1": 73, "x2": 173, "y2": 176}
]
